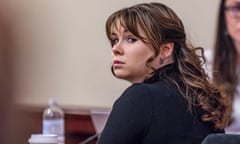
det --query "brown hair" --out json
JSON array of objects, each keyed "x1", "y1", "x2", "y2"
[{"x1": 106, "y1": 2, "x2": 229, "y2": 129}]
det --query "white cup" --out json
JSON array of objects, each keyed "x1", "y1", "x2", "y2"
[{"x1": 28, "y1": 134, "x2": 59, "y2": 144}]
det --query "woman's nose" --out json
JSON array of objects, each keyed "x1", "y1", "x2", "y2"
[{"x1": 112, "y1": 42, "x2": 123, "y2": 55}]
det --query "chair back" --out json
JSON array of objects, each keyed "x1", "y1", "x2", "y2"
[{"x1": 201, "y1": 133, "x2": 240, "y2": 144}]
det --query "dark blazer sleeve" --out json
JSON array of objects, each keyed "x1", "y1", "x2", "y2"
[{"x1": 97, "y1": 84, "x2": 153, "y2": 144}]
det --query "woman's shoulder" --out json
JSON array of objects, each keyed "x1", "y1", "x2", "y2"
[
  {"x1": 115, "y1": 83, "x2": 155, "y2": 105},
  {"x1": 119, "y1": 83, "x2": 151, "y2": 100},
  {"x1": 123, "y1": 81, "x2": 169, "y2": 95},
  {"x1": 118, "y1": 81, "x2": 178, "y2": 103}
]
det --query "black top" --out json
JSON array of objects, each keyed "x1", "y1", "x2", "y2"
[{"x1": 97, "y1": 64, "x2": 223, "y2": 144}]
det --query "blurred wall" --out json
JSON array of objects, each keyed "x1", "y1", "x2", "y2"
[{"x1": 6, "y1": 0, "x2": 219, "y2": 108}]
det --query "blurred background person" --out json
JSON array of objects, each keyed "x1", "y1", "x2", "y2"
[{"x1": 212, "y1": 0, "x2": 240, "y2": 134}]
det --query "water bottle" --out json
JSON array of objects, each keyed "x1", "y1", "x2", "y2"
[{"x1": 43, "y1": 98, "x2": 65, "y2": 144}]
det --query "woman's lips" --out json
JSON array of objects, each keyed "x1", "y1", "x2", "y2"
[
  {"x1": 113, "y1": 60, "x2": 124, "y2": 64},
  {"x1": 113, "y1": 60, "x2": 125, "y2": 68}
]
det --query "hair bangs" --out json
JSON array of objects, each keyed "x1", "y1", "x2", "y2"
[{"x1": 106, "y1": 8, "x2": 143, "y2": 43}]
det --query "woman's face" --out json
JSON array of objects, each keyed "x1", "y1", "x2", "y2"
[
  {"x1": 110, "y1": 23, "x2": 156, "y2": 83},
  {"x1": 225, "y1": 0, "x2": 240, "y2": 43}
]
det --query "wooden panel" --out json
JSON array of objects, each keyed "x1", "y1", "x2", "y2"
[{"x1": 65, "y1": 113, "x2": 96, "y2": 144}]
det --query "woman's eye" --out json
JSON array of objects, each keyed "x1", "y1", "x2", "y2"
[
  {"x1": 111, "y1": 38, "x2": 119, "y2": 45},
  {"x1": 127, "y1": 37, "x2": 137, "y2": 43}
]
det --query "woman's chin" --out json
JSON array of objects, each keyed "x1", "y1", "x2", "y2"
[
  {"x1": 114, "y1": 71, "x2": 128, "y2": 79},
  {"x1": 115, "y1": 74, "x2": 126, "y2": 79}
]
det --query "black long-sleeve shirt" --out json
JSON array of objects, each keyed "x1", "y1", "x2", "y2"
[{"x1": 97, "y1": 64, "x2": 223, "y2": 144}]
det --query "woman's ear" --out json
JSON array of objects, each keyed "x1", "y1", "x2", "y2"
[
  {"x1": 157, "y1": 42, "x2": 174, "y2": 65},
  {"x1": 159, "y1": 42, "x2": 174, "y2": 58},
  {"x1": 151, "y1": 42, "x2": 174, "y2": 68}
]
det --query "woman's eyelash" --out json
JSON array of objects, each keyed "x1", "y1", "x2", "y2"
[
  {"x1": 110, "y1": 35, "x2": 137, "y2": 45},
  {"x1": 127, "y1": 37, "x2": 137, "y2": 43},
  {"x1": 111, "y1": 38, "x2": 119, "y2": 44}
]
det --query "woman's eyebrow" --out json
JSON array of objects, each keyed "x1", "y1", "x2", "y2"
[{"x1": 110, "y1": 32, "x2": 117, "y2": 36}]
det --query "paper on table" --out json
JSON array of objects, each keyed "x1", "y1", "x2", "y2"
[{"x1": 90, "y1": 109, "x2": 110, "y2": 134}]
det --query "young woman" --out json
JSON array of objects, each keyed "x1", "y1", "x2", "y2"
[
  {"x1": 97, "y1": 2, "x2": 229, "y2": 144},
  {"x1": 213, "y1": 0, "x2": 240, "y2": 134}
]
